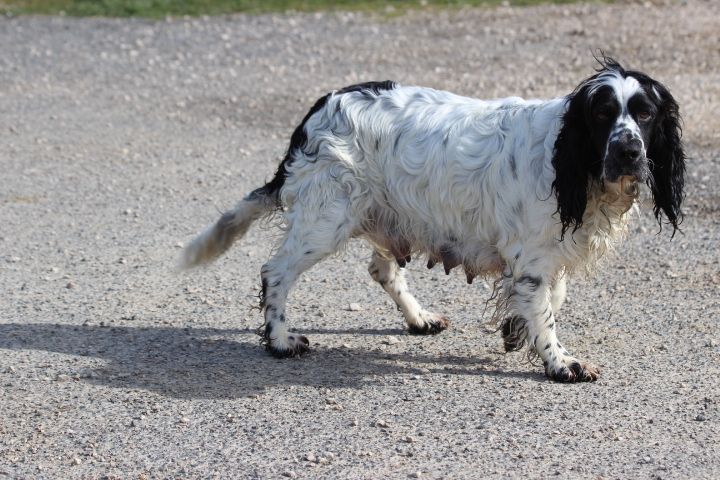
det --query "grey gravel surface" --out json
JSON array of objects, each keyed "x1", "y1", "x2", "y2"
[{"x1": 1, "y1": 1, "x2": 719, "y2": 478}]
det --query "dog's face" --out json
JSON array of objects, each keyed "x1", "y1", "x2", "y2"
[
  {"x1": 587, "y1": 72, "x2": 656, "y2": 185},
  {"x1": 552, "y1": 58, "x2": 686, "y2": 237}
]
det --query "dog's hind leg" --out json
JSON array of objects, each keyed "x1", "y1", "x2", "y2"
[
  {"x1": 368, "y1": 250, "x2": 449, "y2": 335},
  {"x1": 260, "y1": 199, "x2": 355, "y2": 358}
]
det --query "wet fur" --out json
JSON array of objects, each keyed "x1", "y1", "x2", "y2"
[{"x1": 180, "y1": 59, "x2": 684, "y2": 383}]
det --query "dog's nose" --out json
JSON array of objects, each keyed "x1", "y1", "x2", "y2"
[{"x1": 621, "y1": 142, "x2": 643, "y2": 162}]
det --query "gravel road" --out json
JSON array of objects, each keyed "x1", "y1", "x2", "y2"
[{"x1": 1, "y1": 1, "x2": 719, "y2": 478}]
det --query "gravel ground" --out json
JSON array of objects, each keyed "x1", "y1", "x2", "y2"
[{"x1": 1, "y1": 1, "x2": 719, "y2": 478}]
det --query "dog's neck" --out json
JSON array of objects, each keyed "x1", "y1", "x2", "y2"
[{"x1": 565, "y1": 179, "x2": 638, "y2": 272}]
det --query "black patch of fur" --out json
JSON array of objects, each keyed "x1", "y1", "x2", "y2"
[
  {"x1": 632, "y1": 75, "x2": 686, "y2": 233},
  {"x1": 259, "y1": 277, "x2": 268, "y2": 309},
  {"x1": 501, "y1": 316, "x2": 527, "y2": 352},
  {"x1": 517, "y1": 275, "x2": 542, "y2": 290},
  {"x1": 258, "y1": 81, "x2": 397, "y2": 205},
  {"x1": 509, "y1": 155, "x2": 518, "y2": 179},
  {"x1": 551, "y1": 72, "x2": 605, "y2": 239}
]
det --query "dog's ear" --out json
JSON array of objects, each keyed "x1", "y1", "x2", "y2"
[
  {"x1": 646, "y1": 82, "x2": 685, "y2": 235},
  {"x1": 551, "y1": 86, "x2": 602, "y2": 239}
]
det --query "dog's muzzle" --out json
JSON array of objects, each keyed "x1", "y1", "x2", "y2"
[{"x1": 605, "y1": 130, "x2": 648, "y2": 184}]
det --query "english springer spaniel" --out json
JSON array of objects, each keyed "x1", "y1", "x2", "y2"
[{"x1": 181, "y1": 57, "x2": 685, "y2": 382}]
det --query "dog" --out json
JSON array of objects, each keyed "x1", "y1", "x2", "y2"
[{"x1": 180, "y1": 57, "x2": 685, "y2": 383}]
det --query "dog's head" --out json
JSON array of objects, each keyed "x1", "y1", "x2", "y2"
[{"x1": 552, "y1": 56, "x2": 686, "y2": 238}]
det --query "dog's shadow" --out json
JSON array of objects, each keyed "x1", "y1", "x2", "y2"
[{"x1": 0, "y1": 323, "x2": 540, "y2": 399}]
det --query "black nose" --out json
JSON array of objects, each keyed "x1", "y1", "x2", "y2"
[{"x1": 622, "y1": 142, "x2": 643, "y2": 162}]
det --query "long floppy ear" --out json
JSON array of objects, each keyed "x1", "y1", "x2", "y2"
[
  {"x1": 551, "y1": 87, "x2": 603, "y2": 239},
  {"x1": 646, "y1": 83, "x2": 685, "y2": 235}
]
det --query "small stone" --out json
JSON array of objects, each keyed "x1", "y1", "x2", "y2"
[
  {"x1": 56, "y1": 374, "x2": 71, "y2": 382},
  {"x1": 65, "y1": 282, "x2": 75, "y2": 289},
  {"x1": 348, "y1": 303, "x2": 362, "y2": 312},
  {"x1": 71, "y1": 457, "x2": 82, "y2": 466},
  {"x1": 324, "y1": 452, "x2": 335, "y2": 460},
  {"x1": 403, "y1": 435, "x2": 415, "y2": 443},
  {"x1": 304, "y1": 453, "x2": 317, "y2": 463},
  {"x1": 376, "y1": 419, "x2": 390, "y2": 428},
  {"x1": 350, "y1": 418, "x2": 359, "y2": 426},
  {"x1": 282, "y1": 471, "x2": 297, "y2": 479},
  {"x1": 179, "y1": 416, "x2": 189, "y2": 424},
  {"x1": 409, "y1": 472, "x2": 422, "y2": 478},
  {"x1": 382, "y1": 336, "x2": 400, "y2": 345},
  {"x1": 325, "y1": 398, "x2": 339, "y2": 405},
  {"x1": 695, "y1": 414, "x2": 706, "y2": 422}
]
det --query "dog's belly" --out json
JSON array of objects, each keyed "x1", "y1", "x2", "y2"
[{"x1": 362, "y1": 227, "x2": 505, "y2": 283}]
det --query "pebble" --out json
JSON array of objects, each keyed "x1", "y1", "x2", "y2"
[
  {"x1": 695, "y1": 414, "x2": 706, "y2": 422},
  {"x1": 282, "y1": 471, "x2": 297, "y2": 479},
  {"x1": 348, "y1": 303, "x2": 362, "y2": 311},
  {"x1": 71, "y1": 457, "x2": 82, "y2": 466},
  {"x1": 304, "y1": 453, "x2": 317, "y2": 463},
  {"x1": 382, "y1": 336, "x2": 401, "y2": 345},
  {"x1": 409, "y1": 472, "x2": 422, "y2": 479},
  {"x1": 376, "y1": 419, "x2": 390, "y2": 428},
  {"x1": 403, "y1": 435, "x2": 416, "y2": 443}
]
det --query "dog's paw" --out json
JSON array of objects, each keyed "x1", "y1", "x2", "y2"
[
  {"x1": 545, "y1": 360, "x2": 599, "y2": 383},
  {"x1": 407, "y1": 312, "x2": 450, "y2": 335},
  {"x1": 266, "y1": 333, "x2": 310, "y2": 358}
]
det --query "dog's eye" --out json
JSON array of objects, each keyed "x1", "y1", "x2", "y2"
[
  {"x1": 595, "y1": 110, "x2": 612, "y2": 121},
  {"x1": 637, "y1": 111, "x2": 653, "y2": 122}
]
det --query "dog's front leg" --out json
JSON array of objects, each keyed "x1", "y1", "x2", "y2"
[{"x1": 503, "y1": 267, "x2": 599, "y2": 383}]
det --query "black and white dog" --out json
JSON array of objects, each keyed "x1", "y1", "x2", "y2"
[{"x1": 181, "y1": 58, "x2": 685, "y2": 382}]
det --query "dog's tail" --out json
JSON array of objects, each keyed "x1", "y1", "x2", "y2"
[
  {"x1": 180, "y1": 82, "x2": 334, "y2": 269},
  {"x1": 179, "y1": 182, "x2": 281, "y2": 269}
]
